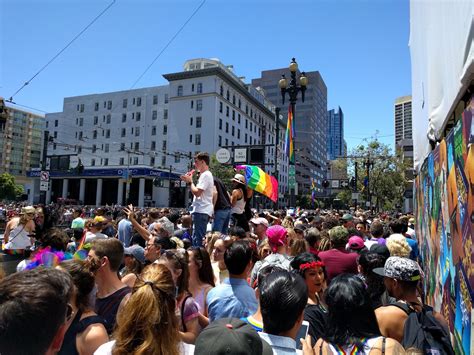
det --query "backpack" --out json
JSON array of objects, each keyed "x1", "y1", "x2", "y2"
[{"x1": 393, "y1": 302, "x2": 455, "y2": 354}]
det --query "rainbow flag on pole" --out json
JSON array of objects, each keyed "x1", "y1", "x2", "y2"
[
  {"x1": 236, "y1": 165, "x2": 278, "y2": 202},
  {"x1": 311, "y1": 179, "x2": 316, "y2": 206},
  {"x1": 284, "y1": 104, "x2": 295, "y2": 163}
]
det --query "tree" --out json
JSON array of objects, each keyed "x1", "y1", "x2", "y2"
[
  {"x1": 342, "y1": 140, "x2": 409, "y2": 212},
  {"x1": 336, "y1": 189, "x2": 352, "y2": 207},
  {"x1": 209, "y1": 155, "x2": 235, "y2": 191},
  {"x1": 0, "y1": 173, "x2": 24, "y2": 201}
]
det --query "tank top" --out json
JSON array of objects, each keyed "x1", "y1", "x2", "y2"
[
  {"x1": 95, "y1": 286, "x2": 131, "y2": 334},
  {"x1": 231, "y1": 191, "x2": 246, "y2": 215},
  {"x1": 58, "y1": 310, "x2": 106, "y2": 355},
  {"x1": 4, "y1": 223, "x2": 31, "y2": 250},
  {"x1": 319, "y1": 336, "x2": 386, "y2": 355}
]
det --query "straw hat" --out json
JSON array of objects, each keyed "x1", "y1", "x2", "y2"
[
  {"x1": 20, "y1": 206, "x2": 36, "y2": 215},
  {"x1": 232, "y1": 174, "x2": 246, "y2": 185}
]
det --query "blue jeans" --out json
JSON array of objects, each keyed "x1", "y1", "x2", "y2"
[
  {"x1": 192, "y1": 212, "x2": 209, "y2": 247},
  {"x1": 212, "y1": 208, "x2": 231, "y2": 234}
]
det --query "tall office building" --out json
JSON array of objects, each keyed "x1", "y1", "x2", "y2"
[
  {"x1": 252, "y1": 68, "x2": 328, "y2": 195},
  {"x1": 40, "y1": 58, "x2": 288, "y2": 207},
  {"x1": 0, "y1": 105, "x2": 44, "y2": 198},
  {"x1": 394, "y1": 95, "x2": 413, "y2": 212},
  {"x1": 327, "y1": 107, "x2": 344, "y2": 160}
]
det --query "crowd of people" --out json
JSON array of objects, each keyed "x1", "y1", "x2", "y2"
[{"x1": 0, "y1": 152, "x2": 454, "y2": 354}]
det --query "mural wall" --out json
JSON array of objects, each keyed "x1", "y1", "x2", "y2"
[{"x1": 414, "y1": 96, "x2": 474, "y2": 354}]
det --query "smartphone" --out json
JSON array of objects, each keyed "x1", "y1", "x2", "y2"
[{"x1": 295, "y1": 320, "x2": 309, "y2": 350}]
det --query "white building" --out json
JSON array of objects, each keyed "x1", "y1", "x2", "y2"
[{"x1": 37, "y1": 59, "x2": 288, "y2": 207}]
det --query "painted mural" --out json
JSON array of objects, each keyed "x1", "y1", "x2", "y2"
[{"x1": 414, "y1": 96, "x2": 474, "y2": 354}]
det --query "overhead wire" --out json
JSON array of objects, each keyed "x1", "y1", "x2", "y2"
[{"x1": 8, "y1": 0, "x2": 117, "y2": 101}]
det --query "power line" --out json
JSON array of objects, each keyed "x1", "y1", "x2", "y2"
[
  {"x1": 129, "y1": 0, "x2": 207, "y2": 89},
  {"x1": 5, "y1": 101, "x2": 49, "y2": 114},
  {"x1": 9, "y1": 0, "x2": 117, "y2": 101}
]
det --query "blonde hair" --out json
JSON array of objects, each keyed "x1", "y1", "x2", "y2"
[
  {"x1": 205, "y1": 231, "x2": 222, "y2": 255},
  {"x1": 282, "y1": 216, "x2": 294, "y2": 229},
  {"x1": 405, "y1": 348, "x2": 424, "y2": 355},
  {"x1": 258, "y1": 239, "x2": 272, "y2": 260},
  {"x1": 386, "y1": 234, "x2": 412, "y2": 258},
  {"x1": 112, "y1": 264, "x2": 179, "y2": 355},
  {"x1": 289, "y1": 239, "x2": 308, "y2": 256}
]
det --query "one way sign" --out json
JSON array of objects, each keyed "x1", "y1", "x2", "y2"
[{"x1": 340, "y1": 180, "x2": 349, "y2": 188}]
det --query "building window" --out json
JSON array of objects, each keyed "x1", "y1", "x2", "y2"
[
  {"x1": 175, "y1": 154, "x2": 180, "y2": 163},
  {"x1": 195, "y1": 134, "x2": 201, "y2": 145},
  {"x1": 107, "y1": 101, "x2": 112, "y2": 110},
  {"x1": 163, "y1": 109, "x2": 168, "y2": 120},
  {"x1": 189, "y1": 134, "x2": 193, "y2": 143},
  {"x1": 226, "y1": 106, "x2": 229, "y2": 117},
  {"x1": 164, "y1": 94, "x2": 169, "y2": 103},
  {"x1": 136, "y1": 112, "x2": 141, "y2": 121},
  {"x1": 91, "y1": 159, "x2": 95, "y2": 166},
  {"x1": 246, "y1": 105, "x2": 249, "y2": 114},
  {"x1": 163, "y1": 125, "x2": 167, "y2": 135},
  {"x1": 226, "y1": 90, "x2": 229, "y2": 100},
  {"x1": 220, "y1": 85, "x2": 223, "y2": 96},
  {"x1": 232, "y1": 95, "x2": 236, "y2": 105},
  {"x1": 135, "y1": 127, "x2": 140, "y2": 136},
  {"x1": 191, "y1": 100, "x2": 194, "y2": 109},
  {"x1": 151, "y1": 126, "x2": 156, "y2": 136},
  {"x1": 232, "y1": 126, "x2": 235, "y2": 137},
  {"x1": 55, "y1": 120, "x2": 58, "y2": 127},
  {"x1": 190, "y1": 117, "x2": 193, "y2": 126},
  {"x1": 93, "y1": 130, "x2": 97, "y2": 139},
  {"x1": 106, "y1": 129, "x2": 110, "y2": 138},
  {"x1": 196, "y1": 116, "x2": 202, "y2": 128},
  {"x1": 196, "y1": 99, "x2": 202, "y2": 111},
  {"x1": 177, "y1": 85, "x2": 183, "y2": 96},
  {"x1": 250, "y1": 122, "x2": 253, "y2": 131},
  {"x1": 150, "y1": 157, "x2": 155, "y2": 166},
  {"x1": 238, "y1": 99, "x2": 241, "y2": 108},
  {"x1": 120, "y1": 142, "x2": 125, "y2": 151},
  {"x1": 161, "y1": 156, "x2": 166, "y2": 166},
  {"x1": 120, "y1": 157, "x2": 124, "y2": 165},
  {"x1": 104, "y1": 144, "x2": 109, "y2": 153},
  {"x1": 80, "y1": 104, "x2": 84, "y2": 112},
  {"x1": 245, "y1": 133, "x2": 248, "y2": 143},
  {"x1": 225, "y1": 122, "x2": 229, "y2": 133},
  {"x1": 232, "y1": 110, "x2": 235, "y2": 120},
  {"x1": 137, "y1": 97, "x2": 142, "y2": 106},
  {"x1": 95, "y1": 102, "x2": 99, "y2": 111},
  {"x1": 219, "y1": 119, "x2": 223, "y2": 130},
  {"x1": 78, "y1": 131, "x2": 83, "y2": 140},
  {"x1": 106, "y1": 114, "x2": 111, "y2": 124},
  {"x1": 225, "y1": 138, "x2": 228, "y2": 146},
  {"x1": 134, "y1": 142, "x2": 139, "y2": 150},
  {"x1": 238, "y1": 113, "x2": 241, "y2": 124},
  {"x1": 197, "y1": 83, "x2": 203, "y2": 94},
  {"x1": 219, "y1": 102, "x2": 223, "y2": 113},
  {"x1": 79, "y1": 117, "x2": 83, "y2": 127},
  {"x1": 237, "y1": 129, "x2": 240, "y2": 139},
  {"x1": 133, "y1": 157, "x2": 138, "y2": 165},
  {"x1": 93, "y1": 116, "x2": 98, "y2": 125},
  {"x1": 151, "y1": 141, "x2": 156, "y2": 150},
  {"x1": 54, "y1": 131, "x2": 58, "y2": 138},
  {"x1": 162, "y1": 140, "x2": 167, "y2": 151},
  {"x1": 78, "y1": 146, "x2": 82, "y2": 154},
  {"x1": 218, "y1": 135, "x2": 222, "y2": 146},
  {"x1": 121, "y1": 128, "x2": 126, "y2": 137},
  {"x1": 122, "y1": 113, "x2": 126, "y2": 122},
  {"x1": 123, "y1": 99, "x2": 127, "y2": 108},
  {"x1": 153, "y1": 95, "x2": 158, "y2": 105}
]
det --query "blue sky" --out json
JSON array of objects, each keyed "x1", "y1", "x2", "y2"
[{"x1": 1, "y1": 0, "x2": 411, "y2": 151}]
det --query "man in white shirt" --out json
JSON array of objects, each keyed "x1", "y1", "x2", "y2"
[{"x1": 181, "y1": 152, "x2": 214, "y2": 247}]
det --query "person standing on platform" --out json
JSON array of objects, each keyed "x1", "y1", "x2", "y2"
[{"x1": 181, "y1": 152, "x2": 214, "y2": 247}]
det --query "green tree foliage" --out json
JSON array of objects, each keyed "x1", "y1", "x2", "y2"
[
  {"x1": 343, "y1": 140, "x2": 409, "y2": 211},
  {"x1": 209, "y1": 155, "x2": 235, "y2": 191},
  {"x1": 0, "y1": 173, "x2": 24, "y2": 201}
]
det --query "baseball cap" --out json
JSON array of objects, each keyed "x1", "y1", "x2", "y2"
[
  {"x1": 266, "y1": 225, "x2": 288, "y2": 252},
  {"x1": 346, "y1": 236, "x2": 365, "y2": 250},
  {"x1": 369, "y1": 244, "x2": 390, "y2": 259},
  {"x1": 124, "y1": 245, "x2": 146, "y2": 264},
  {"x1": 250, "y1": 217, "x2": 269, "y2": 228},
  {"x1": 341, "y1": 213, "x2": 353, "y2": 221},
  {"x1": 373, "y1": 256, "x2": 422, "y2": 281},
  {"x1": 194, "y1": 318, "x2": 272, "y2": 355}
]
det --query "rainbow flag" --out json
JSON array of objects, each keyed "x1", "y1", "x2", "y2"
[
  {"x1": 311, "y1": 179, "x2": 316, "y2": 205},
  {"x1": 284, "y1": 104, "x2": 295, "y2": 163},
  {"x1": 236, "y1": 165, "x2": 278, "y2": 202}
]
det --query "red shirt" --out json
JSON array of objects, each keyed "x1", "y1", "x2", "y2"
[{"x1": 318, "y1": 247, "x2": 359, "y2": 283}]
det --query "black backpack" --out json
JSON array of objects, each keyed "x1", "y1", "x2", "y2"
[{"x1": 393, "y1": 302, "x2": 455, "y2": 354}]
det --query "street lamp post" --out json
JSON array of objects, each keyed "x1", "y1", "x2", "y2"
[{"x1": 278, "y1": 58, "x2": 308, "y2": 208}]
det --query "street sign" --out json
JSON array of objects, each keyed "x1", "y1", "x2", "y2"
[
  {"x1": 331, "y1": 180, "x2": 340, "y2": 188},
  {"x1": 40, "y1": 181, "x2": 49, "y2": 191},
  {"x1": 340, "y1": 180, "x2": 349, "y2": 188},
  {"x1": 216, "y1": 148, "x2": 231, "y2": 164},
  {"x1": 40, "y1": 171, "x2": 49, "y2": 182},
  {"x1": 180, "y1": 181, "x2": 187, "y2": 187},
  {"x1": 234, "y1": 148, "x2": 247, "y2": 163},
  {"x1": 352, "y1": 192, "x2": 360, "y2": 200},
  {"x1": 69, "y1": 156, "x2": 79, "y2": 169}
]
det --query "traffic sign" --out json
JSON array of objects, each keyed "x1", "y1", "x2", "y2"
[
  {"x1": 40, "y1": 171, "x2": 49, "y2": 182},
  {"x1": 352, "y1": 193, "x2": 360, "y2": 200},
  {"x1": 40, "y1": 181, "x2": 49, "y2": 191},
  {"x1": 216, "y1": 148, "x2": 231, "y2": 164},
  {"x1": 234, "y1": 148, "x2": 247, "y2": 163},
  {"x1": 340, "y1": 180, "x2": 349, "y2": 188},
  {"x1": 331, "y1": 180, "x2": 340, "y2": 188}
]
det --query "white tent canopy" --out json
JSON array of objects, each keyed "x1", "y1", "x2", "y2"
[{"x1": 410, "y1": 0, "x2": 474, "y2": 171}]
